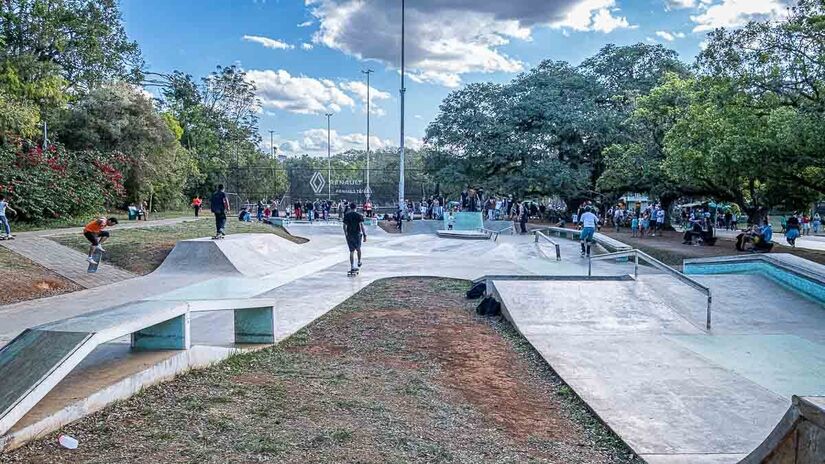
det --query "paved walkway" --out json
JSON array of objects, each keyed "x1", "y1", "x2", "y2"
[
  {"x1": 0, "y1": 217, "x2": 202, "y2": 288},
  {"x1": 715, "y1": 229, "x2": 825, "y2": 252}
]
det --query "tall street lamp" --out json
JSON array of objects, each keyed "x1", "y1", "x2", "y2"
[
  {"x1": 325, "y1": 112, "x2": 333, "y2": 200},
  {"x1": 362, "y1": 68, "x2": 374, "y2": 201},
  {"x1": 398, "y1": 0, "x2": 406, "y2": 211},
  {"x1": 269, "y1": 130, "x2": 275, "y2": 157}
]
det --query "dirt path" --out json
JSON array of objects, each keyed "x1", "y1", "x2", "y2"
[
  {"x1": 0, "y1": 247, "x2": 81, "y2": 305},
  {"x1": 2, "y1": 278, "x2": 640, "y2": 464}
]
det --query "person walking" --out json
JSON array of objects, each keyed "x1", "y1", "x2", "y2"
[
  {"x1": 814, "y1": 213, "x2": 821, "y2": 234},
  {"x1": 785, "y1": 213, "x2": 801, "y2": 247},
  {"x1": 0, "y1": 194, "x2": 17, "y2": 239},
  {"x1": 192, "y1": 196, "x2": 202, "y2": 217},
  {"x1": 342, "y1": 202, "x2": 366, "y2": 274},
  {"x1": 210, "y1": 184, "x2": 230, "y2": 238},
  {"x1": 518, "y1": 201, "x2": 529, "y2": 234}
]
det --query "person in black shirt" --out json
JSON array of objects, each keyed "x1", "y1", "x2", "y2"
[
  {"x1": 210, "y1": 184, "x2": 230, "y2": 238},
  {"x1": 342, "y1": 202, "x2": 367, "y2": 272}
]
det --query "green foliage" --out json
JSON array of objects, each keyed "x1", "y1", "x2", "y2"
[
  {"x1": 0, "y1": 88, "x2": 40, "y2": 138},
  {"x1": 0, "y1": 0, "x2": 143, "y2": 91},
  {"x1": 0, "y1": 142, "x2": 127, "y2": 221}
]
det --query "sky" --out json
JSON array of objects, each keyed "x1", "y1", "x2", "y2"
[{"x1": 120, "y1": 0, "x2": 792, "y2": 157}]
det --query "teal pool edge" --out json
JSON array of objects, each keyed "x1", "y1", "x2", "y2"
[{"x1": 684, "y1": 260, "x2": 825, "y2": 305}]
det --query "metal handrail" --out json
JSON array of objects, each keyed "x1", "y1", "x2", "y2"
[
  {"x1": 534, "y1": 231, "x2": 561, "y2": 260},
  {"x1": 589, "y1": 249, "x2": 713, "y2": 330}
]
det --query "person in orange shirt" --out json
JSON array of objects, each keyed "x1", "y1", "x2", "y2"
[
  {"x1": 192, "y1": 196, "x2": 202, "y2": 217},
  {"x1": 83, "y1": 216, "x2": 118, "y2": 264}
]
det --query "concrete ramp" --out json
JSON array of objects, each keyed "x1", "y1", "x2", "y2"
[{"x1": 155, "y1": 234, "x2": 306, "y2": 277}]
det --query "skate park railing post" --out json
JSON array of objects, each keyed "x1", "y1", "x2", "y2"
[
  {"x1": 588, "y1": 249, "x2": 712, "y2": 331},
  {"x1": 533, "y1": 230, "x2": 561, "y2": 261}
]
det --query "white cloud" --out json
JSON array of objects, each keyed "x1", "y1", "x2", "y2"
[
  {"x1": 247, "y1": 69, "x2": 355, "y2": 114},
  {"x1": 339, "y1": 81, "x2": 391, "y2": 116},
  {"x1": 664, "y1": 0, "x2": 711, "y2": 10},
  {"x1": 690, "y1": 0, "x2": 789, "y2": 32},
  {"x1": 301, "y1": 42, "x2": 314, "y2": 50},
  {"x1": 279, "y1": 128, "x2": 393, "y2": 155},
  {"x1": 655, "y1": 30, "x2": 686, "y2": 41},
  {"x1": 297, "y1": 20, "x2": 314, "y2": 27},
  {"x1": 404, "y1": 136, "x2": 424, "y2": 150},
  {"x1": 242, "y1": 35, "x2": 294, "y2": 50},
  {"x1": 552, "y1": 0, "x2": 635, "y2": 34},
  {"x1": 306, "y1": 0, "x2": 634, "y2": 88}
]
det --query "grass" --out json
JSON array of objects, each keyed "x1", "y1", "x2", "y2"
[
  {"x1": 9, "y1": 210, "x2": 194, "y2": 233},
  {"x1": 51, "y1": 219, "x2": 306, "y2": 275},
  {"x1": 0, "y1": 247, "x2": 80, "y2": 305},
  {"x1": 3, "y1": 278, "x2": 642, "y2": 464}
]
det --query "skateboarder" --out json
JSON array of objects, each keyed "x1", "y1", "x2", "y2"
[
  {"x1": 210, "y1": 184, "x2": 230, "y2": 238},
  {"x1": 0, "y1": 194, "x2": 17, "y2": 239},
  {"x1": 578, "y1": 206, "x2": 598, "y2": 257},
  {"x1": 84, "y1": 217, "x2": 119, "y2": 264},
  {"x1": 342, "y1": 202, "x2": 367, "y2": 275}
]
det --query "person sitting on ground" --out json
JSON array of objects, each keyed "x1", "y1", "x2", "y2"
[
  {"x1": 83, "y1": 216, "x2": 118, "y2": 263},
  {"x1": 753, "y1": 220, "x2": 774, "y2": 252},
  {"x1": 682, "y1": 219, "x2": 703, "y2": 245}
]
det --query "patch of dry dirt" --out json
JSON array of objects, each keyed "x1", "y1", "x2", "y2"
[{"x1": 0, "y1": 247, "x2": 81, "y2": 305}]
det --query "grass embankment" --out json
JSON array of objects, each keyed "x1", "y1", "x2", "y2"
[
  {"x1": 3, "y1": 278, "x2": 641, "y2": 464},
  {"x1": 0, "y1": 247, "x2": 80, "y2": 305},
  {"x1": 52, "y1": 219, "x2": 306, "y2": 275},
  {"x1": 10, "y1": 210, "x2": 194, "y2": 233}
]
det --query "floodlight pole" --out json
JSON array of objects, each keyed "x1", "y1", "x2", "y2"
[
  {"x1": 398, "y1": 0, "x2": 406, "y2": 211},
  {"x1": 325, "y1": 112, "x2": 333, "y2": 200},
  {"x1": 362, "y1": 69, "x2": 374, "y2": 201}
]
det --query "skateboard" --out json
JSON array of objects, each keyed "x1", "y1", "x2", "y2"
[
  {"x1": 87, "y1": 248, "x2": 103, "y2": 273},
  {"x1": 347, "y1": 269, "x2": 359, "y2": 277},
  {"x1": 0, "y1": 235, "x2": 14, "y2": 240},
  {"x1": 212, "y1": 233, "x2": 225, "y2": 240}
]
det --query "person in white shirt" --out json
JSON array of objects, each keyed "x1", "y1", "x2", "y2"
[{"x1": 578, "y1": 206, "x2": 599, "y2": 257}]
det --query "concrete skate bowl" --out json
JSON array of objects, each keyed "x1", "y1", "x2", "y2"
[
  {"x1": 740, "y1": 395, "x2": 825, "y2": 463},
  {"x1": 155, "y1": 233, "x2": 308, "y2": 277}
]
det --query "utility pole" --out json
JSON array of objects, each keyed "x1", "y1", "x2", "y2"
[
  {"x1": 398, "y1": 0, "x2": 406, "y2": 211},
  {"x1": 269, "y1": 130, "x2": 275, "y2": 157},
  {"x1": 362, "y1": 69, "x2": 374, "y2": 201},
  {"x1": 326, "y1": 112, "x2": 333, "y2": 200}
]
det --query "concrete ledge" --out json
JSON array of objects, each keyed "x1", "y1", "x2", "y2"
[
  {"x1": 540, "y1": 227, "x2": 632, "y2": 253},
  {"x1": 436, "y1": 229, "x2": 491, "y2": 240}
]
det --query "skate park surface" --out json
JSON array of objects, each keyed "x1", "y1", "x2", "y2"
[{"x1": 0, "y1": 220, "x2": 824, "y2": 462}]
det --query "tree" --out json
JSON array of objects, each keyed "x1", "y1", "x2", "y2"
[
  {"x1": 0, "y1": 0, "x2": 143, "y2": 91},
  {"x1": 54, "y1": 82, "x2": 194, "y2": 207},
  {"x1": 0, "y1": 88, "x2": 39, "y2": 137}
]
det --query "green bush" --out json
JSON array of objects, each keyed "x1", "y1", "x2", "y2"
[{"x1": 0, "y1": 141, "x2": 129, "y2": 222}]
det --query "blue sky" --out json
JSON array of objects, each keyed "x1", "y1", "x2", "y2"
[{"x1": 121, "y1": 0, "x2": 790, "y2": 156}]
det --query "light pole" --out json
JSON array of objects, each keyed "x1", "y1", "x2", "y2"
[
  {"x1": 362, "y1": 68, "x2": 374, "y2": 201},
  {"x1": 325, "y1": 112, "x2": 333, "y2": 200},
  {"x1": 269, "y1": 130, "x2": 275, "y2": 157},
  {"x1": 398, "y1": 0, "x2": 406, "y2": 211}
]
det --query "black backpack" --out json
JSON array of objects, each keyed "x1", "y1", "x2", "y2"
[
  {"x1": 475, "y1": 296, "x2": 501, "y2": 317},
  {"x1": 465, "y1": 282, "x2": 486, "y2": 299}
]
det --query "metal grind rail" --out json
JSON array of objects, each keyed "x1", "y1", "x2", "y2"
[
  {"x1": 589, "y1": 249, "x2": 713, "y2": 330},
  {"x1": 533, "y1": 230, "x2": 561, "y2": 260},
  {"x1": 479, "y1": 224, "x2": 516, "y2": 242}
]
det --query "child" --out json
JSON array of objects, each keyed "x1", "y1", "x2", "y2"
[
  {"x1": 83, "y1": 217, "x2": 118, "y2": 263},
  {"x1": 630, "y1": 215, "x2": 638, "y2": 238},
  {"x1": 447, "y1": 211, "x2": 456, "y2": 230},
  {"x1": 0, "y1": 194, "x2": 17, "y2": 239}
]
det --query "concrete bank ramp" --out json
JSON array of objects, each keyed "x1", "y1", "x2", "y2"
[
  {"x1": 155, "y1": 233, "x2": 306, "y2": 277},
  {"x1": 740, "y1": 395, "x2": 825, "y2": 463}
]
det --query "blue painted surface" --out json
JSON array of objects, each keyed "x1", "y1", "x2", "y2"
[
  {"x1": 131, "y1": 314, "x2": 190, "y2": 350},
  {"x1": 233, "y1": 307, "x2": 275, "y2": 344},
  {"x1": 684, "y1": 261, "x2": 825, "y2": 305},
  {"x1": 443, "y1": 212, "x2": 483, "y2": 231}
]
